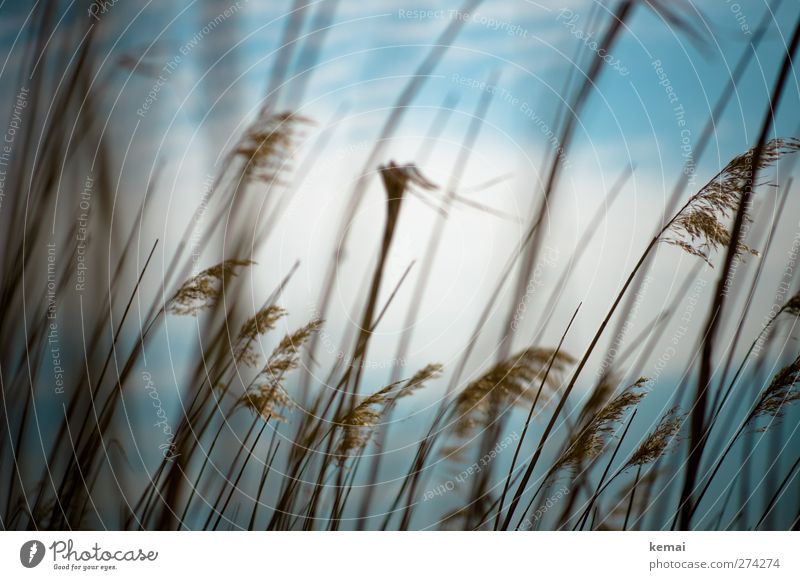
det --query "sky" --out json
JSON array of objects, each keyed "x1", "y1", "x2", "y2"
[
  {"x1": 2, "y1": 0, "x2": 799, "y2": 388},
  {"x1": 1, "y1": 0, "x2": 799, "y2": 527}
]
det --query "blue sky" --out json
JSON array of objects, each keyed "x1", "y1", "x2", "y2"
[
  {"x1": 2, "y1": 0, "x2": 799, "y2": 530},
  {"x1": 2, "y1": 0, "x2": 798, "y2": 386}
]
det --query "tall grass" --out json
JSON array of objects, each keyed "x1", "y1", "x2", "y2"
[{"x1": 1, "y1": 0, "x2": 799, "y2": 532}]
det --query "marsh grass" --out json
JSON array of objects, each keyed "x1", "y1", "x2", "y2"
[{"x1": 1, "y1": 0, "x2": 800, "y2": 532}]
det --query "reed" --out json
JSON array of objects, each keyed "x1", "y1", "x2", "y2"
[{"x1": 1, "y1": 0, "x2": 799, "y2": 533}]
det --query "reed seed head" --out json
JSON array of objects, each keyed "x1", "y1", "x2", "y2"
[
  {"x1": 449, "y1": 348, "x2": 575, "y2": 441},
  {"x1": 749, "y1": 354, "x2": 800, "y2": 430},
  {"x1": 236, "y1": 112, "x2": 311, "y2": 185},
  {"x1": 556, "y1": 377, "x2": 649, "y2": 471},
  {"x1": 662, "y1": 138, "x2": 800, "y2": 266},
  {"x1": 335, "y1": 364, "x2": 443, "y2": 463},
  {"x1": 240, "y1": 318, "x2": 322, "y2": 422},
  {"x1": 379, "y1": 161, "x2": 438, "y2": 218},
  {"x1": 234, "y1": 305, "x2": 287, "y2": 367},
  {"x1": 167, "y1": 259, "x2": 254, "y2": 316},
  {"x1": 626, "y1": 406, "x2": 684, "y2": 467}
]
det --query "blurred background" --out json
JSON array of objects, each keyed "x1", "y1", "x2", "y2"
[{"x1": 1, "y1": 0, "x2": 799, "y2": 531}]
